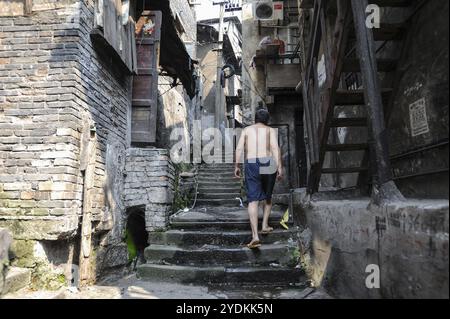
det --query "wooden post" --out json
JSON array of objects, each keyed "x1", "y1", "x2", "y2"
[
  {"x1": 351, "y1": 0, "x2": 404, "y2": 204},
  {"x1": 78, "y1": 122, "x2": 97, "y2": 286},
  {"x1": 24, "y1": 0, "x2": 32, "y2": 15}
]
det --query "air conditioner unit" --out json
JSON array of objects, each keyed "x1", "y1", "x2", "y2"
[{"x1": 254, "y1": 1, "x2": 284, "y2": 23}]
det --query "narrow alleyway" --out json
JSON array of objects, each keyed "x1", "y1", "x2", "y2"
[
  {"x1": 135, "y1": 162, "x2": 313, "y2": 298},
  {"x1": 3, "y1": 163, "x2": 330, "y2": 299}
]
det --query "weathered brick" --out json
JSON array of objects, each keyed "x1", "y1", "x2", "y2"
[
  {"x1": 2, "y1": 183, "x2": 31, "y2": 191},
  {"x1": 38, "y1": 181, "x2": 53, "y2": 191}
]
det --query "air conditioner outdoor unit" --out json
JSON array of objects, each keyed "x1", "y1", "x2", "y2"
[{"x1": 254, "y1": 1, "x2": 284, "y2": 23}]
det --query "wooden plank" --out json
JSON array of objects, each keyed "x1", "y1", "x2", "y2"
[
  {"x1": 330, "y1": 117, "x2": 368, "y2": 127},
  {"x1": 371, "y1": 0, "x2": 413, "y2": 7},
  {"x1": 310, "y1": 0, "x2": 352, "y2": 193},
  {"x1": 24, "y1": 0, "x2": 32, "y2": 15},
  {"x1": 300, "y1": 0, "x2": 315, "y2": 9},
  {"x1": 335, "y1": 89, "x2": 392, "y2": 105},
  {"x1": 343, "y1": 58, "x2": 398, "y2": 73},
  {"x1": 351, "y1": 0, "x2": 404, "y2": 201},
  {"x1": 130, "y1": 19, "x2": 137, "y2": 74},
  {"x1": 131, "y1": 11, "x2": 162, "y2": 145},
  {"x1": 350, "y1": 23, "x2": 406, "y2": 42},
  {"x1": 325, "y1": 143, "x2": 369, "y2": 152},
  {"x1": 322, "y1": 167, "x2": 368, "y2": 174},
  {"x1": 103, "y1": 0, "x2": 118, "y2": 52}
]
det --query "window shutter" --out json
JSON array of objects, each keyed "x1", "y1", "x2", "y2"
[{"x1": 131, "y1": 11, "x2": 162, "y2": 145}]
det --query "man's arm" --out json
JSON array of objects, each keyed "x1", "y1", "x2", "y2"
[
  {"x1": 270, "y1": 128, "x2": 284, "y2": 180},
  {"x1": 234, "y1": 128, "x2": 246, "y2": 178}
]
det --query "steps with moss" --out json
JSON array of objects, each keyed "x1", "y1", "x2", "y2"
[{"x1": 138, "y1": 163, "x2": 305, "y2": 287}]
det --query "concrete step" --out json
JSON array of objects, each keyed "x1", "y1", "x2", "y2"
[
  {"x1": 3, "y1": 267, "x2": 31, "y2": 295},
  {"x1": 198, "y1": 172, "x2": 236, "y2": 178},
  {"x1": 198, "y1": 187, "x2": 241, "y2": 194},
  {"x1": 199, "y1": 165, "x2": 234, "y2": 174},
  {"x1": 137, "y1": 264, "x2": 305, "y2": 285},
  {"x1": 144, "y1": 244, "x2": 296, "y2": 267},
  {"x1": 171, "y1": 217, "x2": 291, "y2": 230},
  {"x1": 197, "y1": 193, "x2": 241, "y2": 200},
  {"x1": 148, "y1": 229, "x2": 298, "y2": 247},
  {"x1": 195, "y1": 199, "x2": 243, "y2": 207},
  {"x1": 198, "y1": 176, "x2": 239, "y2": 183},
  {"x1": 197, "y1": 179, "x2": 241, "y2": 185},
  {"x1": 170, "y1": 207, "x2": 290, "y2": 230}
]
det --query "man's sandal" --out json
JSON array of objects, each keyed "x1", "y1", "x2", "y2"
[
  {"x1": 247, "y1": 240, "x2": 261, "y2": 249},
  {"x1": 261, "y1": 227, "x2": 274, "y2": 235}
]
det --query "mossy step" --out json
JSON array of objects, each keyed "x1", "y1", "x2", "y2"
[
  {"x1": 137, "y1": 264, "x2": 305, "y2": 285},
  {"x1": 148, "y1": 229, "x2": 298, "y2": 247},
  {"x1": 3, "y1": 267, "x2": 31, "y2": 295},
  {"x1": 144, "y1": 243, "x2": 296, "y2": 267}
]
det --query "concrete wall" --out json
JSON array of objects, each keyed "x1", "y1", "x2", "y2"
[
  {"x1": 385, "y1": 0, "x2": 449, "y2": 199},
  {"x1": 296, "y1": 194, "x2": 449, "y2": 299}
]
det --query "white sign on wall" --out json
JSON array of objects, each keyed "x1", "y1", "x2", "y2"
[{"x1": 409, "y1": 98, "x2": 430, "y2": 137}]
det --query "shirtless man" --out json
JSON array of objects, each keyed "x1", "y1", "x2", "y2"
[{"x1": 234, "y1": 109, "x2": 284, "y2": 249}]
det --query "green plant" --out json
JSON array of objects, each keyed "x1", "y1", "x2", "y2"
[{"x1": 125, "y1": 228, "x2": 137, "y2": 262}]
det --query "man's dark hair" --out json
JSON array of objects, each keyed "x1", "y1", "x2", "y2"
[{"x1": 255, "y1": 109, "x2": 270, "y2": 125}]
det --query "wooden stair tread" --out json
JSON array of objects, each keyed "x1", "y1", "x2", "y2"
[
  {"x1": 350, "y1": 23, "x2": 406, "y2": 41},
  {"x1": 322, "y1": 167, "x2": 369, "y2": 174},
  {"x1": 330, "y1": 118, "x2": 368, "y2": 127},
  {"x1": 343, "y1": 58, "x2": 398, "y2": 73},
  {"x1": 335, "y1": 89, "x2": 393, "y2": 106},
  {"x1": 371, "y1": 0, "x2": 414, "y2": 7},
  {"x1": 325, "y1": 143, "x2": 369, "y2": 152}
]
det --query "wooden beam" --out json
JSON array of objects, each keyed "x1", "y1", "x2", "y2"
[
  {"x1": 322, "y1": 167, "x2": 369, "y2": 174},
  {"x1": 325, "y1": 143, "x2": 369, "y2": 152},
  {"x1": 24, "y1": 0, "x2": 32, "y2": 15},
  {"x1": 351, "y1": 0, "x2": 404, "y2": 203},
  {"x1": 310, "y1": 0, "x2": 352, "y2": 193},
  {"x1": 343, "y1": 58, "x2": 398, "y2": 73},
  {"x1": 335, "y1": 89, "x2": 392, "y2": 105},
  {"x1": 330, "y1": 117, "x2": 368, "y2": 127}
]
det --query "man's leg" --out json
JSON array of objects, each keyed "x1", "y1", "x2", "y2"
[
  {"x1": 261, "y1": 172, "x2": 277, "y2": 233},
  {"x1": 248, "y1": 201, "x2": 260, "y2": 243},
  {"x1": 262, "y1": 199, "x2": 272, "y2": 231}
]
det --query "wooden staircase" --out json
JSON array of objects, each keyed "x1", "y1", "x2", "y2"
[{"x1": 302, "y1": 0, "x2": 416, "y2": 200}]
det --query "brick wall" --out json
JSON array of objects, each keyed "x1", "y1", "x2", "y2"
[
  {"x1": 0, "y1": 0, "x2": 132, "y2": 275},
  {"x1": 124, "y1": 148, "x2": 175, "y2": 232}
]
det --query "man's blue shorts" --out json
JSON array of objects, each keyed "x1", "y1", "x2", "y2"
[{"x1": 244, "y1": 157, "x2": 277, "y2": 203}]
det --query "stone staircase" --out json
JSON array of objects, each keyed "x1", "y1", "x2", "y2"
[
  {"x1": 137, "y1": 163, "x2": 307, "y2": 290},
  {"x1": 196, "y1": 163, "x2": 242, "y2": 207}
]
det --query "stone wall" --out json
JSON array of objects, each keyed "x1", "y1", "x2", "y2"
[
  {"x1": 295, "y1": 192, "x2": 449, "y2": 299},
  {"x1": 0, "y1": 0, "x2": 132, "y2": 282},
  {"x1": 124, "y1": 148, "x2": 175, "y2": 232},
  {"x1": 0, "y1": 228, "x2": 12, "y2": 294}
]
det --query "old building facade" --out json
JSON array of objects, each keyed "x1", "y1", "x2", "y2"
[{"x1": 0, "y1": 0, "x2": 198, "y2": 289}]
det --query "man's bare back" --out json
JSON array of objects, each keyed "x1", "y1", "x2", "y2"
[{"x1": 233, "y1": 109, "x2": 284, "y2": 249}]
